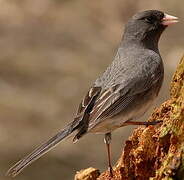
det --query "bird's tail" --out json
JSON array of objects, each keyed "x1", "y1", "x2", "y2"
[{"x1": 6, "y1": 119, "x2": 79, "y2": 177}]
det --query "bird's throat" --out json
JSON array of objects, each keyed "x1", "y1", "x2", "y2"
[{"x1": 121, "y1": 30, "x2": 161, "y2": 52}]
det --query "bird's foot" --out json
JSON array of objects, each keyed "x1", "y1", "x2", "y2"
[
  {"x1": 145, "y1": 120, "x2": 163, "y2": 126},
  {"x1": 108, "y1": 166, "x2": 113, "y2": 177},
  {"x1": 124, "y1": 120, "x2": 163, "y2": 126}
]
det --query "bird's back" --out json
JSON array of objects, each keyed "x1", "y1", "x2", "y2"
[{"x1": 94, "y1": 46, "x2": 164, "y2": 93}]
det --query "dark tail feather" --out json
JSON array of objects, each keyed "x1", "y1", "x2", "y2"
[{"x1": 6, "y1": 120, "x2": 79, "y2": 177}]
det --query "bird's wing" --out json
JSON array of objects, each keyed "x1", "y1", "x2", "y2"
[
  {"x1": 90, "y1": 57, "x2": 163, "y2": 128},
  {"x1": 74, "y1": 56, "x2": 163, "y2": 138}
]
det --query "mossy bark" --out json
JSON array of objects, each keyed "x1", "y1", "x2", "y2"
[{"x1": 74, "y1": 55, "x2": 184, "y2": 180}]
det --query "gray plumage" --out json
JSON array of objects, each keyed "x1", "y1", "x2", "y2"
[
  {"x1": 7, "y1": 10, "x2": 177, "y2": 177},
  {"x1": 87, "y1": 48, "x2": 164, "y2": 133}
]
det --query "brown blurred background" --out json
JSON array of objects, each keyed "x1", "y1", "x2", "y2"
[{"x1": 0, "y1": 0, "x2": 183, "y2": 180}]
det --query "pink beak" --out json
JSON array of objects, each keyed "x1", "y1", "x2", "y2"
[{"x1": 162, "y1": 13, "x2": 179, "y2": 26}]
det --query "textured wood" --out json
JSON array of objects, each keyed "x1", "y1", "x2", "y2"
[{"x1": 74, "y1": 167, "x2": 100, "y2": 180}]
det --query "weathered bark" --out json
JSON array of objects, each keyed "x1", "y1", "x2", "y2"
[{"x1": 74, "y1": 55, "x2": 184, "y2": 180}]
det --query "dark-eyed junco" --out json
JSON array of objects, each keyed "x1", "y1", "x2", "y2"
[{"x1": 7, "y1": 10, "x2": 178, "y2": 177}]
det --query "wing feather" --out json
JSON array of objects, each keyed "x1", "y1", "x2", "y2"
[{"x1": 74, "y1": 54, "x2": 163, "y2": 137}]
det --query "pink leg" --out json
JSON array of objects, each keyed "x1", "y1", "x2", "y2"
[
  {"x1": 104, "y1": 133, "x2": 113, "y2": 177},
  {"x1": 123, "y1": 120, "x2": 162, "y2": 126}
]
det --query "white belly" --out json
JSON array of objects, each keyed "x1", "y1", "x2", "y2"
[{"x1": 89, "y1": 93, "x2": 156, "y2": 133}]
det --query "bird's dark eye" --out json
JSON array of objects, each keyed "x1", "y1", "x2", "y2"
[{"x1": 144, "y1": 16, "x2": 156, "y2": 24}]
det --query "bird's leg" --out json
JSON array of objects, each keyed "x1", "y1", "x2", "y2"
[
  {"x1": 104, "y1": 132, "x2": 113, "y2": 177},
  {"x1": 123, "y1": 120, "x2": 162, "y2": 126}
]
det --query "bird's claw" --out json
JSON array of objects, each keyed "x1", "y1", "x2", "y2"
[{"x1": 108, "y1": 166, "x2": 113, "y2": 177}]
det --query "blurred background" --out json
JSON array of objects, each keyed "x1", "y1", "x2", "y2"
[{"x1": 0, "y1": 0, "x2": 183, "y2": 180}]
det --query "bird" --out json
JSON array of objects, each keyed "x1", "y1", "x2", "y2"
[{"x1": 7, "y1": 10, "x2": 178, "y2": 177}]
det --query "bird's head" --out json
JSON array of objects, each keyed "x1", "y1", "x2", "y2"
[{"x1": 122, "y1": 10, "x2": 178, "y2": 49}]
